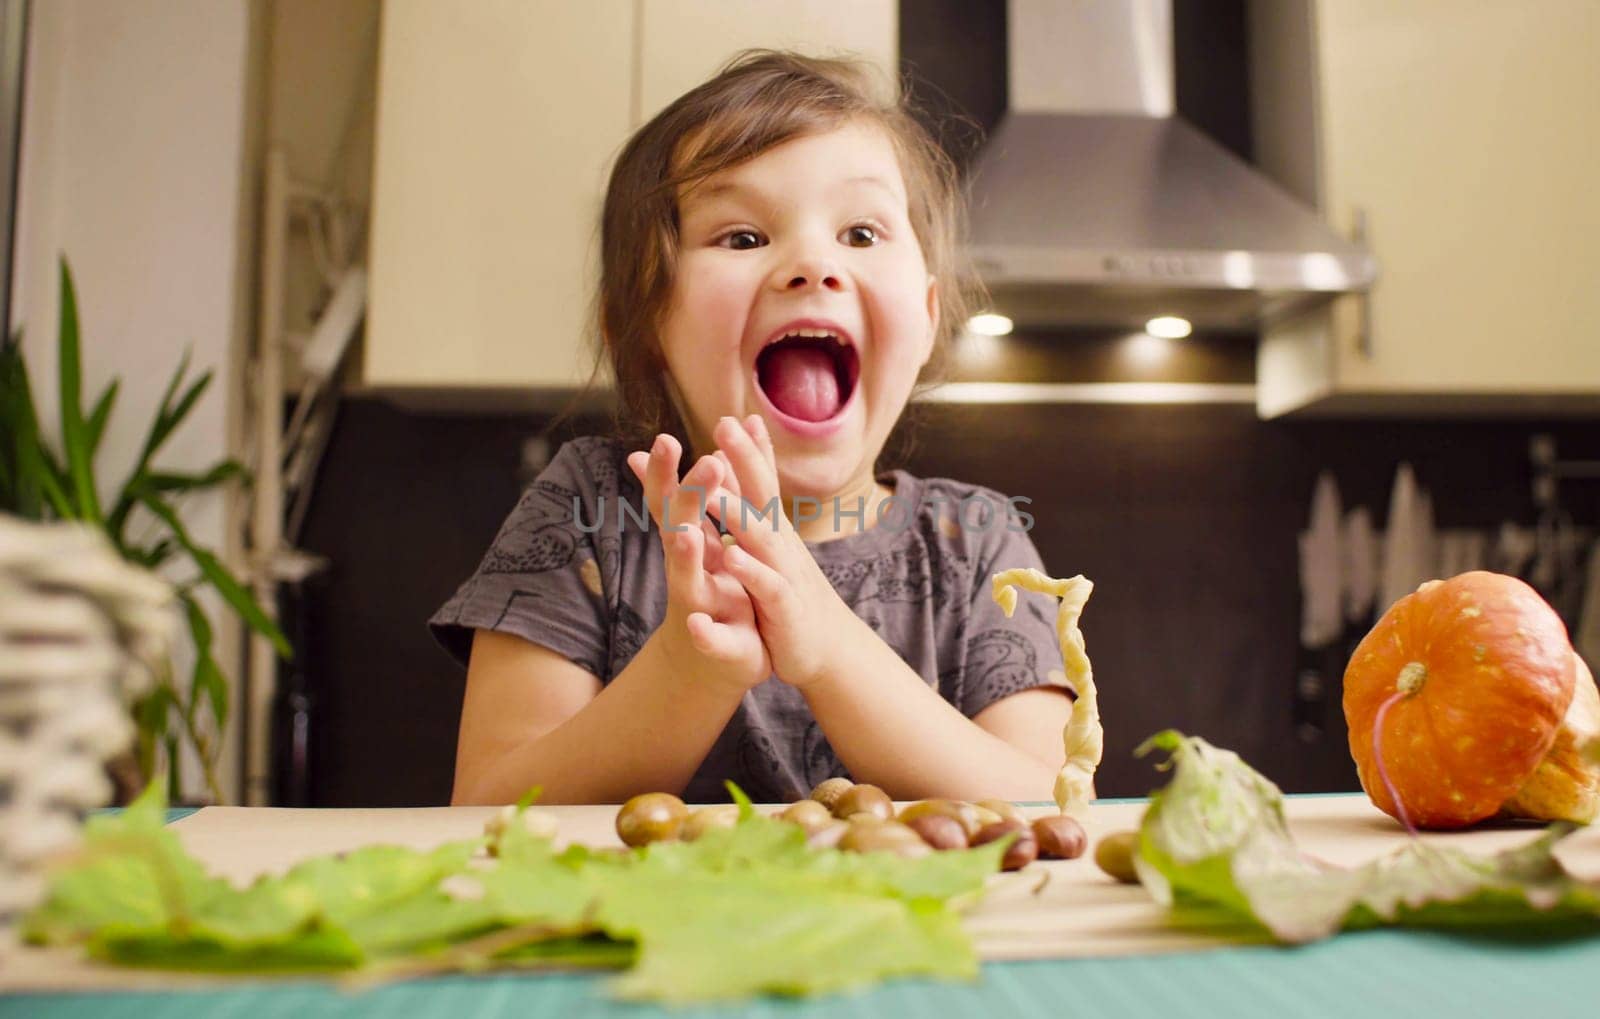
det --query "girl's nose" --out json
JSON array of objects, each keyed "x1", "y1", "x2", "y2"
[{"x1": 773, "y1": 253, "x2": 845, "y2": 293}]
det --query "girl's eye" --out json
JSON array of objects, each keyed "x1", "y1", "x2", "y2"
[
  {"x1": 842, "y1": 224, "x2": 879, "y2": 247},
  {"x1": 720, "y1": 229, "x2": 765, "y2": 250}
]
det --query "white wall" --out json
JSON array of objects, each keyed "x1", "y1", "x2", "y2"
[
  {"x1": 10, "y1": 0, "x2": 257, "y2": 800},
  {"x1": 265, "y1": 0, "x2": 377, "y2": 356}
]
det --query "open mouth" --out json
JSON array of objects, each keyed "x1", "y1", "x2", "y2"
[{"x1": 754, "y1": 328, "x2": 860, "y2": 424}]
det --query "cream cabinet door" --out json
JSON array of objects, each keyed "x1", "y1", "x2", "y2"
[
  {"x1": 1258, "y1": 0, "x2": 1600, "y2": 415},
  {"x1": 638, "y1": 0, "x2": 897, "y2": 123},
  {"x1": 365, "y1": 1, "x2": 633, "y2": 395}
]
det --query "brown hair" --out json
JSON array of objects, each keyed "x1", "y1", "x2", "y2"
[{"x1": 578, "y1": 49, "x2": 979, "y2": 455}]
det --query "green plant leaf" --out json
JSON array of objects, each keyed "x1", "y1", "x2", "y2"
[
  {"x1": 153, "y1": 370, "x2": 212, "y2": 457},
  {"x1": 140, "y1": 349, "x2": 194, "y2": 467},
  {"x1": 179, "y1": 593, "x2": 229, "y2": 732},
  {"x1": 131, "y1": 685, "x2": 176, "y2": 785},
  {"x1": 0, "y1": 328, "x2": 74, "y2": 519},
  {"x1": 164, "y1": 735, "x2": 181, "y2": 802},
  {"x1": 21, "y1": 782, "x2": 217, "y2": 945},
  {"x1": 86, "y1": 378, "x2": 120, "y2": 457},
  {"x1": 592, "y1": 811, "x2": 999, "y2": 1002},
  {"x1": 0, "y1": 330, "x2": 43, "y2": 517},
  {"x1": 726, "y1": 780, "x2": 756, "y2": 820},
  {"x1": 34, "y1": 443, "x2": 75, "y2": 518},
  {"x1": 106, "y1": 349, "x2": 199, "y2": 539},
  {"x1": 124, "y1": 538, "x2": 178, "y2": 571},
  {"x1": 133, "y1": 487, "x2": 293, "y2": 661},
  {"x1": 141, "y1": 459, "x2": 247, "y2": 495},
  {"x1": 57, "y1": 260, "x2": 102, "y2": 524},
  {"x1": 26, "y1": 797, "x2": 1004, "y2": 1002},
  {"x1": 1132, "y1": 730, "x2": 1600, "y2": 943},
  {"x1": 134, "y1": 686, "x2": 174, "y2": 743},
  {"x1": 132, "y1": 361, "x2": 215, "y2": 506}
]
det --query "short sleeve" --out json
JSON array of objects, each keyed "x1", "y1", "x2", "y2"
[
  {"x1": 954, "y1": 516, "x2": 1074, "y2": 718},
  {"x1": 428, "y1": 439, "x2": 615, "y2": 679}
]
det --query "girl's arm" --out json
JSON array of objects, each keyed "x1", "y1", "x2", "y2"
[
  {"x1": 452, "y1": 627, "x2": 748, "y2": 804},
  {"x1": 455, "y1": 438, "x2": 771, "y2": 805},
  {"x1": 704, "y1": 413, "x2": 1069, "y2": 800},
  {"x1": 792, "y1": 612, "x2": 1068, "y2": 801}
]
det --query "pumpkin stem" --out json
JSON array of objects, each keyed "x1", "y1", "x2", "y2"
[
  {"x1": 1372, "y1": 686, "x2": 1418, "y2": 838},
  {"x1": 1396, "y1": 661, "x2": 1427, "y2": 696}
]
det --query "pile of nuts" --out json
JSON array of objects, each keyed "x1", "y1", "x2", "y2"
[{"x1": 614, "y1": 778, "x2": 1090, "y2": 872}]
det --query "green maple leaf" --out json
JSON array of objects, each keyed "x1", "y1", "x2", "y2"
[
  {"x1": 23, "y1": 785, "x2": 1006, "y2": 1002},
  {"x1": 589, "y1": 795, "x2": 1003, "y2": 1002},
  {"x1": 602, "y1": 870, "x2": 974, "y2": 1002},
  {"x1": 23, "y1": 783, "x2": 227, "y2": 944},
  {"x1": 1132, "y1": 730, "x2": 1600, "y2": 943}
]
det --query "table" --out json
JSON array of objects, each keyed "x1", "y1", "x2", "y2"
[{"x1": 4, "y1": 796, "x2": 1599, "y2": 1018}]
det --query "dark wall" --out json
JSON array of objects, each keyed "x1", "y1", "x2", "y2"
[
  {"x1": 1173, "y1": 0, "x2": 1253, "y2": 161},
  {"x1": 286, "y1": 406, "x2": 574, "y2": 806},
  {"x1": 291, "y1": 396, "x2": 1599, "y2": 805},
  {"x1": 900, "y1": 0, "x2": 1007, "y2": 174}
]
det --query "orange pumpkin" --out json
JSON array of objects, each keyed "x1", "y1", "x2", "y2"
[
  {"x1": 1343, "y1": 571, "x2": 1576, "y2": 830},
  {"x1": 1502, "y1": 654, "x2": 1600, "y2": 824}
]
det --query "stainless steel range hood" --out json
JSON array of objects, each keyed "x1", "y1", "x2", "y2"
[{"x1": 968, "y1": 0, "x2": 1376, "y2": 330}]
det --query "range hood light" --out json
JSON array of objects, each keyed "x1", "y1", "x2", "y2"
[
  {"x1": 967, "y1": 313, "x2": 1015, "y2": 337},
  {"x1": 1145, "y1": 315, "x2": 1192, "y2": 339}
]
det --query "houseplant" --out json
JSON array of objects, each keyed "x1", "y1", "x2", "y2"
[{"x1": 0, "y1": 259, "x2": 291, "y2": 803}]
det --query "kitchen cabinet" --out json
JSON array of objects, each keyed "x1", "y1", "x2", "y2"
[
  {"x1": 365, "y1": 1, "x2": 632, "y2": 399},
  {"x1": 365, "y1": 1, "x2": 894, "y2": 401},
  {"x1": 638, "y1": 1, "x2": 896, "y2": 123},
  {"x1": 1252, "y1": 0, "x2": 1600, "y2": 417}
]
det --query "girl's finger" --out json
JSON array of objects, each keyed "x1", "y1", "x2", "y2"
[
  {"x1": 684, "y1": 611, "x2": 718, "y2": 655},
  {"x1": 714, "y1": 449, "x2": 743, "y2": 500},
  {"x1": 699, "y1": 514, "x2": 727, "y2": 572},
  {"x1": 713, "y1": 416, "x2": 780, "y2": 512},
  {"x1": 663, "y1": 522, "x2": 706, "y2": 603},
  {"x1": 709, "y1": 453, "x2": 760, "y2": 558},
  {"x1": 685, "y1": 611, "x2": 746, "y2": 663},
  {"x1": 745, "y1": 413, "x2": 777, "y2": 469},
  {"x1": 704, "y1": 567, "x2": 752, "y2": 613},
  {"x1": 636, "y1": 434, "x2": 682, "y2": 532},
  {"x1": 703, "y1": 483, "x2": 782, "y2": 563},
  {"x1": 626, "y1": 450, "x2": 649, "y2": 488},
  {"x1": 723, "y1": 541, "x2": 793, "y2": 615},
  {"x1": 666, "y1": 452, "x2": 719, "y2": 536}
]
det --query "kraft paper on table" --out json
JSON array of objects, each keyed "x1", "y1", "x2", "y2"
[{"x1": 4, "y1": 795, "x2": 1599, "y2": 992}]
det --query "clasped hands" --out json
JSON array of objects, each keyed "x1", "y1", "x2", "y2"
[{"x1": 624, "y1": 415, "x2": 854, "y2": 695}]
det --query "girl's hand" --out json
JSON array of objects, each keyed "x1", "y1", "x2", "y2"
[
  {"x1": 702, "y1": 415, "x2": 860, "y2": 690},
  {"x1": 626, "y1": 434, "x2": 771, "y2": 694}
]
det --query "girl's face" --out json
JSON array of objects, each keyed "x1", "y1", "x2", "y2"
[{"x1": 659, "y1": 120, "x2": 938, "y2": 500}]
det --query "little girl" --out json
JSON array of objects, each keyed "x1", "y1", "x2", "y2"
[{"x1": 432, "y1": 51, "x2": 1072, "y2": 805}]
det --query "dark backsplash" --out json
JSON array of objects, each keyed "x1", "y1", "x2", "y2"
[{"x1": 289, "y1": 394, "x2": 1598, "y2": 806}]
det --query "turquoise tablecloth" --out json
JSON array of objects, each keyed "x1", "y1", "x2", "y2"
[
  {"x1": 7, "y1": 934, "x2": 1599, "y2": 1019},
  {"x1": 7, "y1": 809, "x2": 1598, "y2": 1018}
]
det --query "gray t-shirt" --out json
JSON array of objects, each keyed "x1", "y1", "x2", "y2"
[{"x1": 430, "y1": 435, "x2": 1068, "y2": 803}]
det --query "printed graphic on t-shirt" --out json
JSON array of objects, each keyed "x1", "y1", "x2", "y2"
[
  {"x1": 481, "y1": 480, "x2": 581, "y2": 574},
  {"x1": 818, "y1": 521, "x2": 970, "y2": 613},
  {"x1": 961, "y1": 626, "x2": 1041, "y2": 704},
  {"x1": 606, "y1": 600, "x2": 652, "y2": 681}
]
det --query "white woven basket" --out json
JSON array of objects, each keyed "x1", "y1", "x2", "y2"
[{"x1": 0, "y1": 515, "x2": 172, "y2": 924}]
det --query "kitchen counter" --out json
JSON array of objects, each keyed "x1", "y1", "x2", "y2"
[{"x1": 4, "y1": 795, "x2": 1599, "y2": 1018}]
